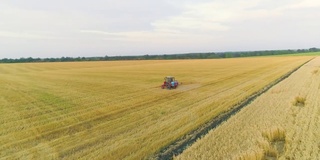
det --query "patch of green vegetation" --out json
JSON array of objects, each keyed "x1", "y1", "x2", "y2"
[
  {"x1": 271, "y1": 52, "x2": 320, "y2": 57},
  {"x1": 35, "y1": 90, "x2": 75, "y2": 114}
]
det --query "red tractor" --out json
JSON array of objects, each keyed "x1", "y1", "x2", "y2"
[{"x1": 161, "y1": 76, "x2": 179, "y2": 89}]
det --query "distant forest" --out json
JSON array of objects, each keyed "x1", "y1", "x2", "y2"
[{"x1": 1, "y1": 48, "x2": 319, "y2": 63}]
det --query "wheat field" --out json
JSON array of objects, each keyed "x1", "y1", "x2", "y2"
[
  {"x1": 0, "y1": 57, "x2": 312, "y2": 159},
  {"x1": 176, "y1": 57, "x2": 320, "y2": 160}
]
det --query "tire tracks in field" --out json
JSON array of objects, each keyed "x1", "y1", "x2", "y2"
[{"x1": 153, "y1": 58, "x2": 314, "y2": 160}]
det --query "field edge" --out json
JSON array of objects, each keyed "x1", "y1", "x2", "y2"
[{"x1": 152, "y1": 58, "x2": 314, "y2": 160}]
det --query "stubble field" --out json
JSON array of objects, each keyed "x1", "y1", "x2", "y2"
[
  {"x1": 0, "y1": 56, "x2": 313, "y2": 159},
  {"x1": 177, "y1": 57, "x2": 320, "y2": 160}
]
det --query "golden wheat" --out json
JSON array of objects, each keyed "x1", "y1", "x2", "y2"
[
  {"x1": 0, "y1": 57, "x2": 313, "y2": 159},
  {"x1": 176, "y1": 57, "x2": 320, "y2": 160}
]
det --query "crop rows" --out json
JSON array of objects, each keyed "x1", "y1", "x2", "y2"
[
  {"x1": 0, "y1": 57, "x2": 312, "y2": 159},
  {"x1": 176, "y1": 57, "x2": 320, "y2": 159}
]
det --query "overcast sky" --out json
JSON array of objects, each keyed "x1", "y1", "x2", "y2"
[{"x1": 0, "y1": 0, "x2": 320, "y2": 58}]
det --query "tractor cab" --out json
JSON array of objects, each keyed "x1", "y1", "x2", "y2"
[
  {"x1": 162, "y1": 76, "x2": 179, "y2": 89},
  {"x1": 164, "y1": 76, "x2": 175, "y2": 83}
]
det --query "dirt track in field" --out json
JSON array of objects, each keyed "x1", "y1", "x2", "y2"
[{"x1": 153, "y1": 58, "x2": 313, "y2": 160}]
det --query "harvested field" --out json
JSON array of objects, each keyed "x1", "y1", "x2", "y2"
[
  {"x1": 0, "y1": 57, "x2": 313, "y2": 159},
  {"x1": 176, "y1": 57, "x2": 320, "y2": 160}
]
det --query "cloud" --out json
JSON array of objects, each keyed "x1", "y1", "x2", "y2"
[
  {"x1": 0, "y1": 31, "x2": 52, "y2": 39},
  {"x1": 280, "y1": 0, "x2": 320, "y2": 10},
  {"x1": 151, "y1": 0, "x2": 320, "y2": 35},
  {"x1": 150, "y1": 0, "x2": 282, "y2": 34},
  {"x1": 0, "y1": 0, "x2": 319, "y2": 59}
]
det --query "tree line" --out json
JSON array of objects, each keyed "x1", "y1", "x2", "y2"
[{"x1": 1, "y1": 48, "x2": 319, "y2": 63}]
